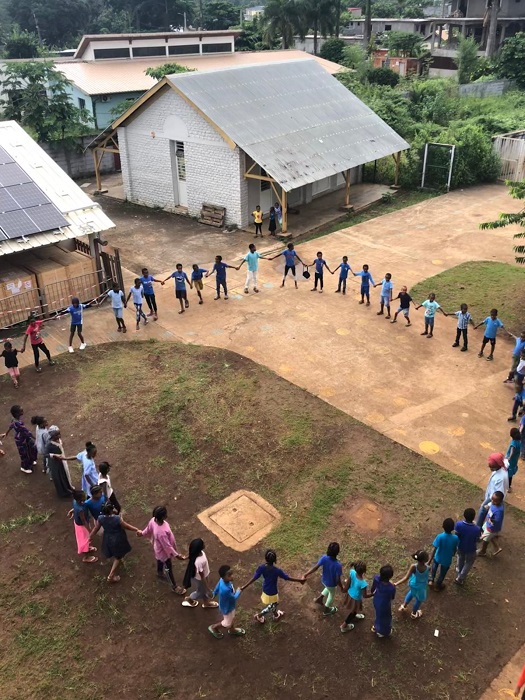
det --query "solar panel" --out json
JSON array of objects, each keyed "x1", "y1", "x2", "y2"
[
  {"x1": 25, "y1": 204, "x2": 67, "y2": 232},
  {"x1": 8, "y1": 182, "x2": 50, "y2": 208},
  {"x1": 0, "y1": 147, "x2": 14, "y2": 165},
  {"x1": 0, "y1": 188, "x2": 18, "y2": 213},
  {"x1": 0, "y1": 209, "x2": 40, "y2": 239},
  {"x1": 0, "y1": 162, "x2": 32, "y2": 187}
]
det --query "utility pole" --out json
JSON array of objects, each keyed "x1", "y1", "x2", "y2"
[
  {"x1": 363, "y1": 0, "x2": 372, "y2": 50},
  {"x1": 485, "y1": 0, "x2": 500, "y2": 57}
]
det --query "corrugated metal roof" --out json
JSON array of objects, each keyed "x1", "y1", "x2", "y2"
[
  {"x1": 57, "y1": 51, "x2": 345, "y2": 96},
  {"x1": 167, "y1": 59, "x2": 410, "y2": 191},
  {"x1": 0, "y1": 121, "x2": 114, "y2": 256}
]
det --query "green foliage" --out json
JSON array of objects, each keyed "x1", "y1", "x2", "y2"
[
  {"x1": 262, "y1": 0, "x2": 299, "y2": 49},
  {"x1": 480, "y1": 182, "x2": 525, "y2": 265},
  {"x1": 6, "y1": 0, "x2": 90, "y2": 47},
  {"x1": 386, "y1": 30, "x2": 424, "y2": 57},
  {"x1": 3, "y1": 27, "x2": 40, "y2": 58},
  {"x1": 145, "y1": 63, "x2": 194, "y2": 80},
  {"x1": 201, "y1": 0, "x2": 238, "y2": 29},
  {"x1": 455, "y1": 35, "x2": 479, "y2": 84},
  {"x1": 371, "y1": 0, "x2": 399, "y2": 17},
  {"x1": 496, "y1": 32, "x2": 525, "y2": 88},
  {"x1": 367, "y1": 66, "x2": 400, "y2": 86},
  {"x1": 319, "y1": 37, "x2": 346, "y2": 63},
  {"x1": 0, "y1": 61, "x2": 93, "y2": 142},
  {"x1": 109, "y1": 98, "x2": 136, "y2": 120},
  {"x1": 235, "y1": 16, "x2": 278, "y2": 51},
  {"x1": 341, "y1": 43, "x2": 367, "y2": 69}
]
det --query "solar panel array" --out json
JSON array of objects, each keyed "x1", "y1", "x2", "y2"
[{"x1": 0, "y1": 146, "x2": 68, "y2": 240}]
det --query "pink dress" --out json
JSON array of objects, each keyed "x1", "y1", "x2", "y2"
[{"x1": 141, "y1": 518, "x2": 178, "y2": 562}]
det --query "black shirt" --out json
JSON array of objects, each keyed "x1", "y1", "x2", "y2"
[
  {"x1": 1, "y1": 349, "x2": 18, "y2": 368},
  {"x1": 396, "y1": 292, "x2": 412, "y2": 309}
]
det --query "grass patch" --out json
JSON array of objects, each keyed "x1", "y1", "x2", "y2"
[
  {"x1": 410, "y1": 261, "x2": 525, "y2": 335},
  {"x1": 0, "y1": 511, "x2": 52, "y2": 535}
]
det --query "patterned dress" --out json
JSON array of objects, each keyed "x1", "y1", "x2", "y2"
[{"x1": 10, "y1": 420, "x2": 37, "y2": 472}]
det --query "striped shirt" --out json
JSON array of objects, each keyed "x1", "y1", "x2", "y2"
[{"x1": 455, "y1": 311, "x2": 471, "y2": 330}]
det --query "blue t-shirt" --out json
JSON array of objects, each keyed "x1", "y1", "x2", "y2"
[
  {"x1": 482, "y1": 317, "x2": 503, "y2": 339},
  {"x1": 212, "y1": 578, "x2": 240, "y2": 614},
  {"x1": 213, "y1": 262, "x2": 228, "y2": 281},
  {"x1": 253, "y1": 564, "x2": 290, "y2": 596},
  {"x1": 68, "y1": 304, "x2": 85, "y2": 325},
  {"x1": 380, "y1": 279, "x2": 393, "y2": 297},
  {"x1": 314, "y1": 258, "x2": 326, "y2": 274},
  {"x1": 140, "y1": 274, "x2": 154, "y2": 295},
  {"x1": 171, "y1": 271, "x2": 188, "y2": 291},
  {"x1": 317, "y1": 555, "x2": 342, "y2": 588},
  {"x1": 191, "y1": 268, "x2": 207, "y2": 281},
  {"x1": 85, "y1": 494, "x2": 107, "y2": 519},
  {"x1": 455, "y1": 520, "x2": 482, "y2": 554},
  {"x1": 72, "y1": 499, "x2": 89, "y2": 526},
  {"x1": 513, "y1": 337, "x2": 525, "y2": 357},
  {"x1": 486, "y1": 503, "x2": 504, "y2": 533},
  {"x1": 339, "y1": 262, "x2": 351, "y2": 280},
  {"x1": 245, "y1": 251, "x2": 261, "y2": 272},
  {"x1": 282, "y1": 250, "x2": 297, "y2": 266},
  {"x1": 433, "y1": 531, "x2": 459, "y2": 567},
  {"x1": 348, "y1": 568, "x2": 368, "y2": 601},
  {"x1": 356, "y1": 270, "x2": 374, "y2": 286},
  {"x1": 506, "y1": 438, "x2": 521, "y2": 476}
]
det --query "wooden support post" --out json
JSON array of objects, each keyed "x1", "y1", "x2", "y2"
[
  {"x1": 93, "y1": 149, "x2": 102, "y2": 192},
  {"x1": 392, "y1": 152, "x2": 401, "y2": 188},
  {"x1": 344, "y1": 169, "x2": 351, "y2": 206},
  {"x1": 281, "y1": 188, "x2": 288, "y2": 234}
]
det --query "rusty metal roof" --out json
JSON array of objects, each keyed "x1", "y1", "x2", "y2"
[{"x1": 167, "y1": 59, "x2": 410, "y2": 191}]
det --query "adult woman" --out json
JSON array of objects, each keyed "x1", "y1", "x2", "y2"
[
  {"x1": 47, "y1": 426, "x2": 75, "y2": 498},
  {"x1": 76, "y1": 441, "x2": 98, "y2": 497},
  {"x1": 0, "y1": 405, "x2": 38, "y2": 473},
  {"x1": 90, "y1": 501, "x2": 140, "y2": 583}
]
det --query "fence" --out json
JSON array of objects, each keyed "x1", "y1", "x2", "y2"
[
  {"x1": 38, "y1": 135, "x2": 117, "y2": 180},
  {"x1": 459, "y1": 79, "x2": 514, "y2": 98},
  {"x1": 493, "y1": 130, "x2": 525, "y2": 182}
]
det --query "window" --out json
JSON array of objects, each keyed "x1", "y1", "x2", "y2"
[
  {"x1": 78, "y1": 97, "x2": 86, "y2": 110},
  {"x1": 260, "y1": 168, "x2": 270, "y2": 192},
  {"x1": 384, "y1": 24, "x2": 392, "y2": 30},
  {"x1": 132, "y1": 46, "x2": 166, "y2": 57},
  {"x1": 202, "y1": 43, "x2": 232, "y2": 53},
  {"x1": 168, "y1": 44, "x2": 200, "y2": 55},
  {"x1": 176, "y1": 141, "x2": 186, "y2": 181},
  {"x1": 93, "y1": 47, "x2": 130, "y2": 59}
]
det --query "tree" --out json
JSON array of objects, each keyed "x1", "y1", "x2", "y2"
[
  {"x1": 235, "y1": 16, "x2": 279, "y2": 51},
  {"x1": 454, "y1": 35, "x2": 479, "y2": 84},
  {"x1": 367, "y1": 66, "x2": 399, "y2": 85},
  {"x1": 386, "y1": 31, "x2": 424, "y2": 57},
  {"x1": 485, "y1": 0, "x2": 500, "y2": 58},
  {"x1": 0, "y1": 61, "x2": 92, "y2": 141},
  {"x1": 109, "y1": 98, "x2": 137, "y2": 119},
  {"x1": 202, "y1": 0, "x2": 238, "y2": 30},
  {"x1": 145, "y1": 63, "x2": 195, "y2": 80},
  {"x1": 496, "y1": 32, "x2": 525, "y2": 88},
  {"x1": 371, "y1": 0, "x2": 399, "y2": 18},
  {"x1": 480, "y1": 182, "x2": 525, "y2": 263},
  {"x1": 6, "y1": 0, "x2": 90, "y2": 47},
  {"x1": 263, "y1": 0, "x2": 299, "y2": 50},
  {"x1": 301, "y1": 0, "x2": 337, "y2": 55},
  {"x1": 341, "y1": 43, "x2": 367, "y2": 68},
  {"x1": 3, "y1": 27, "x2": 40, "y2": 58},
  {"x1": 320, "y1": 37, "x2": 346, "y2": 63}
]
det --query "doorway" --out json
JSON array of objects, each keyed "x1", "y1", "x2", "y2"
[{"x1": 169, "y1": 140, "x2": 188, "y2": 207}]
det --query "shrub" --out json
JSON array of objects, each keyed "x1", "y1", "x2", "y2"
[
  {"x1": 367, "y1": 66, "x2": 400, "y2": 86},
  {"x1": 319, "y1": 38, "x2": 346, "y2": 64}
]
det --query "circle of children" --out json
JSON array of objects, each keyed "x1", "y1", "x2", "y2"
[{"x1": 2, "y1": 242, "x2": 525, "y2": 644}]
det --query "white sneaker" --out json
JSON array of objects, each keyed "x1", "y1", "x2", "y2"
[
  {"x1": 79, "y1": 342, "x2": 87, "y2": 350},
  {"x1": 20, "y1": 467, "x2": 32, "y2": 474},
  {"x1": 68, "y1": 346, "x2": 74, "y2": 353}
]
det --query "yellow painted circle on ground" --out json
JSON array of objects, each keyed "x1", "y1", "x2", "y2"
[
  {"x1": 448, "y1": 426, "x2": 465, "y2": 436},
  {"x1": 319, "y1": 387, "x2": 335, "y2": 398},
  {"x1": 366, "y1": 411, "x2": 385, "y2": 423},
  {"x1": 262, "y1": 299, "x2": 273, "y2": 305},
  {"x1": 393, "y1": 397, "x2": 409, "y2": 407},
  {"x1": 354, "y1": 317, "x2": 368, "y2": 327},
  {"x1": 432, "y1": 259, "x2": 444, "y2": 265},
  {"x1": 279, "y1": 364, "x2": 292, "y2": 374},
  {"x1": 336, "y1": 328, "x2": 350, "y2": 336},
  {"x1": 461, "y1": 412, "x2": 469, "y2": 418},
  {"x1": 419, "y1": 441, "x2": 440, "y2": 455},
  {"x1": 244, "y1": 346, "x2": 255, "y2": 352},
  {"x1": 480, "y1": 441, "x2": 494, "y2": 450}
]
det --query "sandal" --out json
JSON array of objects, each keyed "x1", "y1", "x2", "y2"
[
  {"x1": 208, "y1": 625, "x2": 224, "y2": 639},
  {"x1": 202, "y1": 601, "x2": 219, "y2": 608},
  {"x1": 182, "y1": 600, "x2": 199, "y2": 607},
  {"x1": 88, "y1": 546, "x2": 97, "y2": 553},
  {"x1": 172, "y1": 586, "x2": 187, "y2": 595},
  {"x1": 107, "y1": 575, "x2": 121, "y2": 583},
  {"x1": 254, "y1": 613, "x2": 266, "y2": 624},
  {"x1": 82, "y1": 556, "x2": 99, "y2": 563},
  {"x1": 227, "y1": 628, "x2": 246, "y2": 636},
  {"x1": 411, "y1": 610, "x2": 422, "y2": 619},
  {"x1": 273, "y1": 610, "x2": 285, "y2": 620}
]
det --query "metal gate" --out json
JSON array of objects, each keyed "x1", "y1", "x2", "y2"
[
  {"x1": 493, "y1": 131, "x2": 525, "y2": 182},
  {"x1": 0, "y1": 287, "x2": 41, "y2": 329}
]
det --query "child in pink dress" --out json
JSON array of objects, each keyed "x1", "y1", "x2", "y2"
[{"x1": 138, "y1": 506, "x2": 186, "y2": 594}]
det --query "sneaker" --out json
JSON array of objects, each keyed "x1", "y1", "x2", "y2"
[
  {"x1": 79, "y1": 342, "x2": 87, "y2": 350},
  {"x1": 36, "y1": 367, "x2": 42, "y2": 373},
  {"x1": 68, "y1": 346, "x2": 74, "y2": 353},
  {"x1": 20, "y1": 467, "x2": 32, "y2": 474},
  {"x1": 461, "y1": 347, "x2": 467, "y2": 352},
  {"x1": 48, "y1": 360, "x2": 55, "y2": 366},
  {"x1": 355, "y1": 613, "x2": 365, "y2": 619},
  {"x1": 340, "y1": 623, "x2": 354, "y2": 633},
  {"x1": 452, "y1": 342, "x2": 459, "y2": 347},
  {"x1": 487, "y1": 355, "x2": 493, "y2": 361},
  {"x1": 254, "y1": 288, "x2": 259, "y2": 293},
  {"x1": 454, "y1": 578, "x2": 464, "y2": 586},
  {"x1": 323, "y1": 606, "x2": 338, "y2": 617},
  {"x1": 411, "y1": 610, "x2": 423, "y2": 619},
  {"x1": 244, "y1": 288, "x2": 249, "y2": 294}
]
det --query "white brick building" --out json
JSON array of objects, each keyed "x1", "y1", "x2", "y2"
[{"x1": 109, "y1": 60, "x2": 409, "y2": 231}]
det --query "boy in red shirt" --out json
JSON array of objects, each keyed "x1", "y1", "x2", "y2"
[{"x1": 21, "y1": 315, "x2": 55, "y2": 372}]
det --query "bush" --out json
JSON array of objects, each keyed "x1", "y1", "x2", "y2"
[
  {"x1": 341, "y1": 43, "x2": 366, "y2": 69},
  {"x1": 455, "y1": 35, "x2": 479, "y2": 84},
  {"x1": 367, "y1": 66, "x2": 399, "y2": 86},
  {"x1": 496, "y1": 32, "x2": 525, "y2": 88},
  {"x1": 319, "y1": 38, "x2": 346, "y2": 64}
]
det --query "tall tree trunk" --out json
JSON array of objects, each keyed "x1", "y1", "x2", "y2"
[
  {"x1": 363, "y1": 0, "x2": 372, "y2": 51},
  {"x1": 335, "y1": 0, "x2": 341, "y2": 36},
  {"x1": 314, "y1": 18, "x2": 318, "y2": 54},
  {"x1": 485, "y1": 0, "x2": 500, "y2": 57}
]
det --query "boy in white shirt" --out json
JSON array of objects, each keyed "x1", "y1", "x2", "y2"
[
  {"x1": 106, "y1": 282, "x2": 127, "y2": 333},
  {"x1": 126, "y1": 278, "x2": 148, "y2": 331}
]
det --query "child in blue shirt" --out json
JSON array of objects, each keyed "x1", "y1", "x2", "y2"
[
  {"x1": 303, "y1": 541, "x2": 344, "y2": 616},
  {"x1": 208, "y1": 565, "x2": 244, "y2": 639},
  {"x1": 309, "y1": 251, "x2": 331, "y2": 293},
  {"x1": 205, "y1": 255, "x2": 235, "y2": 300},
  {"x1": 140, "y1": 267, "x2": 164, "y2": 320},
  {"x1": 268, "y1": 243, "x2": 305, "y2": 289},
  {"x1": 340, "y1": 561, "x2": 372, "y2": 633},
  {"x1": 333, "y1": 256, "x2": 352, "y2": 294},
  {"x1": 164, "y1": 264, "x2": 190, "y2": 314},
  {"x1": 190, "y1": 264, "x2": 207, "y2": 304},
  {"x1": 374, "y1": 272, "x2": 393, "y2": 319},
  {"x1": 125, "y1": 279, "x2": 148, "y2": 330},
  {"x1": 428, "y1": 517, "x2": 458, "y2": 590},
  {"x1": 505, "y1": 427, "x2": 521, "y2": 490},
  {"x1": 416, "y1": 292, "x2": 447, "y2": 339},
  {"x1": 353, "y1": 264, "x2": 375, "y2": 305},
  {"x1": 67, "y1": 297, "x2": 88, "y2": 353},
  {"x1": 477, "y1": 491, "x2": 504, "y2": 557},
  {"x1": 454, "y1": 508, "x2": 482, "y2": 585},
  {"x1": 475, "y1": 308, "x2": 508, "y2": 361}
]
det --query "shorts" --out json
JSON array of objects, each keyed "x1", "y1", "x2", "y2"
[
  {"x1": 284, "y1": 265, "x2": 296, "y2": 277},
  {"x1": 424, "y1": 315, "x2": 435, "y2": 326},
  {"x1": 113, "y1": 307, "x2": 123, "y2": 319},
  {"x1": 481, "y1": 530, "x2": 500, "y2": 542},
  {"x1": 380, "y1": 295, "x2": 391, "y2": 306},
  {"x1": 321, "y1": 586, "x2": 336, "y2": 607},
  {"x1": 483, "y1": 335, "x2": 496, "y2": 346},
  {"x1": 175, "y1": 290, "x2": 187, "y2": 300},
  {"x1": 360, "y1": 284, "x2": 370, "y2": 295},
  {"x1": 261, "y1": 592, "x2": 279, "y2": 605},
  {"x1": 221, "y1": 610, "x2": 236, "y2": 628},
  {"x1": 397, "y1": 306, "x2": 409, "y2": 316},
  {"x1": 193, "y1": 279, "x2": 203, "y2": 291},
  {"x1": 70, "y1": 323, "x2": 82, "y2": 332},
  {"x1": 8, "y1": 367, "x2": 20, "y2": 378}
]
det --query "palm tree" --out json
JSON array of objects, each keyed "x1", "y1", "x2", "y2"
[
  {"x1": 301, "y1": 0, "x2": 337, "y2": 55},
  {"x1": 263, "y1": 0, "x2": 300, "y2": 49}
]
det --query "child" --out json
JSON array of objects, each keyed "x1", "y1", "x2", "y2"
[
  {"x1": 514, "y1": 349, "x2": 525, "y2": 389},
  {"x1": 303, "y1": 541, "x2": 344, "y2": 616},
  {"x1": 89, "y1": 501, "x2": 140, "y2": 583},
  {"x1": 475, "y1": 308, "x2": 508, "y2": 361},
  {"x1": 98, "y1": 461, "x2": 121, "y2": 513},
  {"x1": 454, "y1": 508, "x2": 482, "y2": 585},
  {"x1": 140, "y1": 267, "x2": 164, "y2": 320},
  {"x1": 504, "y1": 330, "x2": 525, "y2": 383},
  {"x1": 21, "y1": 314, "x2": 55, "y2": 372},
  {"x1": 182, "y1": 538, "x2": 218, "y2": 609},
  {"x1": 0, "y1": 404, "x2": 38, "y2": 473},
  {"x1": 268, "y1": 243, "x2": 304, "y2": 289},
  {"x1": 416, "y1": 293, "x2": 447, "y2": 338},
  {"x1": 310, "y1": 251, "x2": 331, "y2": 293},
  {"x1": 2, "y1": 340, "x2": 23, "y2": 387},
  {"x1": 241, "y1": 548, "x2": 305, "y2": 623},
  {"x1": 428, "y1": 517, "x2": 458, "y2": 590},
  {"x1": 165, "y1": 264, "x2": 190, "y2": 314},
  {"x1": 208, "y1": 565, "x2": 245, "y2": 638},
  {"x1": 333, "y1": 256, "x2": 352, "y2": 294},
  {"x1": 76, "y1": 441, "x2": 98, "y2": 497},
  {"x1": 72, "y1": 489, "x2": 98, "y2": 564},
  {"x1": 252, "y1": 205, "x2": 263, "y2": 237},
  {"x1": 106, "y1": 282, "x2": 127, "y2": 333},
  {"x1": 505, "y1": 427, "x2": 521, "y2": 490},
  {"x1": 477, "y1": 491, "x2": 504, "y2": 557},
  {"x1": 274, "y1": 202, "x2": 282, "y2": 228},
  {"x1": 395, "y1": 550, "x2": 430, "y2": 619},
  {"x1": 137, "y1": 506, "x2": 187, "y2": 594},
  {"x1": 391, "y1": 286, "x2": 414, "y2": 326},
  {"x1": 340, "y1": 561, "x2": 372, "y2": 633},
  {"x1": 371, "y1": 564, "x2": 396, "y2": 638},
  {"x1": 374, "y1": 273, "x2": 394, "y2": 318},
  {"x1": 31, "y1": 415, "x2": 49, "y2": 473},
  {"x1": 268, "y1": 206, "x2": 277, "y2": 236},
  {"x1": 353, "y1": 265, "x2": 375, "y2": 305},
  {"x1": 450, "y1": 303, "x2": 474, "y2": 352},
  {"x1": 191, "y1": 264, "x2": 207, "y2": 305},
  {"x1": 126, "y1": 278, "x2": 148, "y2": 330},
  {"x1": 237, "y1": 243, "x2": 262, "y2": 295},
  {"x1": 508, "y1": 385, "x2": 525, "y2": 422},
  {"x1": 67, "y1": 297, "x2": 87, "y2": 353},
  {"x1": 205, "y1": 255, "x2": 235, "y2": 300},
  {"x1": 85, "y1": 484, "x2": 107, "y2": 520}
]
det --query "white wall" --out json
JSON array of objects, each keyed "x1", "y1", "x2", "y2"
[{"x1": 118, "y1": 87, "x2": 248, "y2": 227}]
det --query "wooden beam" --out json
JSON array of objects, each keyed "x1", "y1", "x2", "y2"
[
  {"x1": 344, "y1": 169, "x2": 351, "y2": 206},
  {"x1": 244, "y1": 172, "x2": 276, "y2": 183},
  {"x1": 245, "y1": 160, "x2": 257, "y2": 176},
  {"x1": 393, "y1": 151, "x2": 401, "y2": 187},
  {"x1": 93, "y1": 149, "x2": 102, "y2": 192},
  {"x1": 281, "y1": 188, "x2": 288, "y2": 234}
]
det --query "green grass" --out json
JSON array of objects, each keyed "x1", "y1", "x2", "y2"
[
  {"x1": 0, "y1": 511, "x2": 53, "y2": 535},
  {"x1": 410, "y1": 261, "x2": 525, "y2": 334}
]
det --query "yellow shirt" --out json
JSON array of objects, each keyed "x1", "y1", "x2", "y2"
[{"x1": 253, "y1": 210, "x2": 263, "y2": 224}]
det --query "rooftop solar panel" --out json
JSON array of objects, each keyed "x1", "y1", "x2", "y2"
[
  {"x1": 9, "y1": 182, "x2": 50, "y2": 208},
  {"x1": 0, "y1": 162, "x2": 32, "y2": 187},
  {"x1": 0, "y1": 147, "x2": 14, "y2": 165},
  {"x1": 25, "y1": 204, "x2": 67, "y2": 232},
  {"x1": 0, "y1": 209, "x2": 40, "y2": 239},
  {"x1": 0, "y1": 188, "x2": 18, "y2": 213}
]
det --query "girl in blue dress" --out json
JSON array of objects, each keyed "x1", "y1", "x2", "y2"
[
  {"x1": 76, "y1": 441, "x2": 98, "y2": 496},
  {"x1": 395, "y1": 550, "x2": 430, "y2": 620},
  {"x1": 371, "y1": 565, "x2": 396, "y2": 637}
]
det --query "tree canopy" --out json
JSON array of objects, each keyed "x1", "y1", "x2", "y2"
[
  {"x1": 386, "y1": 31, "x2": 424, "y2": 57},
  {"x1": 496, "y1": 32, "x2": 525, "y2": 88},
  {"x1": 480, "y1": 182, "x2": 525, "y2": 264},
  {"x1": 145, "y1": 63, "x2": 194, "y2": 80}
]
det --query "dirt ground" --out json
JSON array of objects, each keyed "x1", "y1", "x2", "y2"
[{"x1": 1, "y1": 342, "x2": 525, "y2": 700}]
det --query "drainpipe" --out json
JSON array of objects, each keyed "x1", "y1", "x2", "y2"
[{"x1": 92, "y1": 97, "x2": 100, "y2": 131}]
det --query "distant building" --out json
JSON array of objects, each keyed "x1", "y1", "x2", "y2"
[
  {"x1": 244, "y1": 5, "x2": 265, "y2": 21},
  {"x1": 372, "y1": 48, "x2": 423, "y2": 76}
]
